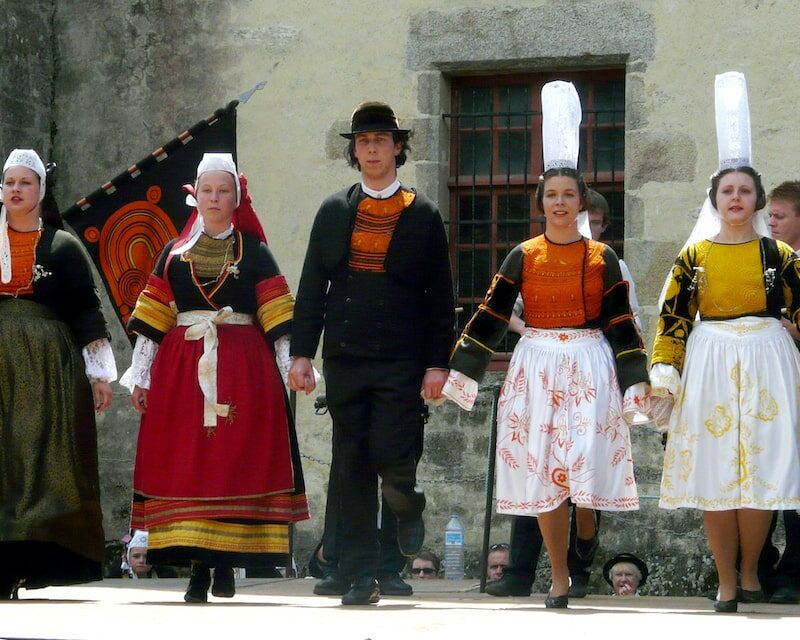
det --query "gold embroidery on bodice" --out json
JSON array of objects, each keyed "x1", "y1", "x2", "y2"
[
  {"x1": 185, "y1": 234, "x2": 235, "y2": 280},
  {"x1": 695, "y1": 240, "x2": 766, "y2": 317}
]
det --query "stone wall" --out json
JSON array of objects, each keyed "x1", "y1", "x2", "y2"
[{"x1": 0, "y1": 1, "x2": 55, "y2": 156}]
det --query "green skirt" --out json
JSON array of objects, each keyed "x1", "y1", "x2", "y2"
[{"x1": 0, "y1": 299, "x2": 103, "y2": 588}]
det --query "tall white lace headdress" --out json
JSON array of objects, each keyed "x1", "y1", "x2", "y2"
[
  {"x1": 658, "y1": 71, "x2": 769, "y2": 308},
  {"x1": 541, "y1": 81, "x2": 591, "y2": 238},
  {"x1": 681, "y1": 71, "x2": 769, "y2": 250}
]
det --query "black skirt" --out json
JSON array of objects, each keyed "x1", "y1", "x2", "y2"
[{"x1": 0, "y1": 299, "x2": 104, "y2": 588}]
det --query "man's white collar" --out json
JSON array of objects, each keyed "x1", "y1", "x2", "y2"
[{"x1": 361, "y1": 179, "x2": 400, "y2": 200}]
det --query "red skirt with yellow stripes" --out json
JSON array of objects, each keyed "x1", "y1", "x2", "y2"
[{"x1": 131, "y1": 323, "x2": 308, "y2": 567}]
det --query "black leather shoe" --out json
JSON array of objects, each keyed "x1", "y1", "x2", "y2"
[
  {"x1": 0, "y1": 576, "x2": 19, "y2": 601},
  {"x1": 770, "y1": 586, "x2": 800, "y2": 604},
  {"x1": 341, "y1": 577, "x2": 380, "y2": 605},
  {"x1": 737, "y1": 587, "x2": 763, "y2": 603},
  {"x1": 307, "y1": 544, "x2": 324, "y2": 578},
  {"x1": 313, "y1": 572, "x2": 349, "y2": 596},
  {"x1": 397, "y1": 517, "x2": 425, "y2": 557},
  {"x1": 378, "y1": 574, "x2": 413, "y2": 596},
  {"x1": 485, "y1": 573, "x2": 533, "y2": 597},
  {"x1": 568, "y1": 573, "x2": 589, "y2": 598},
  {"x1": 544, "y1": 592, "x2": 569, "y2": 609},
  {"x1": 211, "y1": 567, "x2": 235, "y2": 598},
  {"x1": 184, "y1": 564, "x2": 211, "y2": 603},
  {"x1": 714, "y1": 598, "x2": 738, "y2": 613}
]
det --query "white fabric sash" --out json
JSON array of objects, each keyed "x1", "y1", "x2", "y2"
[{"x1": 177, "y1": 307, "x2": 254, "y2": 427}]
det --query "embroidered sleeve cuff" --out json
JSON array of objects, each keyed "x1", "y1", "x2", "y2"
[
  {"x1": 442, "y1": 370, "x2": 478, "y2": 411},
  {"x1": 119, "y1": 334, "x2": 158, "y2": 391},
  {"x1": 83, "y1": 338, "x2": 118, "y2": 383},
  {"x1": 621, "y1": 382, "x2": 651, "y2": 426},
  {"x1": 650, "y1": 363, "x2": 680, "y2": 396}
]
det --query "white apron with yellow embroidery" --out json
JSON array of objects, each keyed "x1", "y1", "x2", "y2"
[
  {"x1": 495, "y1": 327, "x2": 640, "y2": 515},
  {"x1": 660, "y1": 316, "x2": 800, "y2": 510}
]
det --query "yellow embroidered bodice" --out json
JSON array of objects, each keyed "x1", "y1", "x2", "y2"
[
  {"x1": 652, "y1": 238, "x2": 800, "y2": 372},
  {"x1": 693, "y1": 240, "x2": 766, "y2": 317}
]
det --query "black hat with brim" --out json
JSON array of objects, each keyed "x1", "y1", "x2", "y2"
[
  {"x1": 340, "y1": 101, "x2": 410, "y2": 139},
  {"x1": 602, "y1": 553, "x2": 649, "y2": 586}
]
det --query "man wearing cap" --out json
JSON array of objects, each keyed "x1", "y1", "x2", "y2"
[{"x1": 289, "y1": 102, "x2": 455, "y2": 605}]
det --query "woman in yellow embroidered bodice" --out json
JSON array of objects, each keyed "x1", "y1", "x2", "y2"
[{"x1": 651, "y1": 166, "x2": 800, "y2": 608}]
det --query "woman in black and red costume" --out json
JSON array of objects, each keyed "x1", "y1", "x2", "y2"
[{"x1": 121, "y1": 153, "x2": 308, "y2": 602}]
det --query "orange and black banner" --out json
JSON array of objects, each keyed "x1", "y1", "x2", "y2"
[{"x1": 63, "y1": 101, "x2": 238, "y2": 340}]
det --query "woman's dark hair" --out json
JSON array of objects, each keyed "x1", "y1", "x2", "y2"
[
  {"x1": 40, "y1": 162, "x2": 64, "y2": 229},
  {"x1": 345, "y1": 130, "x2": 412, "y2": 170},
  {"x1": 534, "y1": 167, "x2": 590, "y2": 215},
  {"x1": 709, "y1": 166, "x2": 767, "y2": 211}
]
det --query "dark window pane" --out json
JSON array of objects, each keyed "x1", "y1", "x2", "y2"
[
  {"x1": 459, "y1": 87, "x2": 492, "y2": 128},
  {"x1": 604, "y1": 189, "x2": 625, "y2": 256},
  {"x1": 593, "y1": 128, "x2": 624, "y2": 172},
  {"x1": 458, "y1": 249, "x2": 492, "y2": 300},
  {"x1": 496, "y1": 245, "x2": 511, "y2": 271},
  {"x1": 578, "y1": 128, "x2": 588, "y2": 172},
  {"x1": 498, "y1": 131, "x2": 531, "y2": 175},
  {"x1": 498, "y1": 85, "x2": 530, "y2": 127},
  {"x1": 497, "y1": 194, "x2": 531, "y2": 244},
  {"x1": 458, "y1": 131, "x2": 491, "y2": 175},
  {"x1": 458, "y1": 195, "x2": 491, "y2": 243},
  {"x1": 595, "y1": 81, "x2": 624, "y2": 125},
  {"x1": 573, "y1": 81, "x2": 587, "y2": 106}
]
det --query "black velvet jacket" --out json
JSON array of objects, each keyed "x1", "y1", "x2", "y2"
[
  {"x1": 0, "y1": 227, "x2": 109, "y2": 347},
  {"x1": 291, "y1": 183, "x2": 455, "y2": 368}
]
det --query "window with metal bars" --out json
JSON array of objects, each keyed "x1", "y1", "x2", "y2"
[{"x1": 444, "y1": 70, "x2": 625, "y2": 362}]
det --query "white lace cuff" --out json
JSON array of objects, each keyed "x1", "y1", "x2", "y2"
[
  {"x1": 119, "y1": 335, "x2": 159, "y2": 392},
  {"x1": 83, "y1": 338, "x2": 118, "y2": 383},
  {"x1": 650, "y1": 364, "x2": 680, "y2": 397},
  {"x1": 621, "y1": 382, "x2": 651, "y2": 426},
  {"x1": 275, "y1": 335, "x2": 291, "y2": 386},
  {"x1": 442, "y1": 370, "x2": 478, "y2": 411}
]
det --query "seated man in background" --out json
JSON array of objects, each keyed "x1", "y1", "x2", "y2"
[
  {"x1": 410, "y1": 551, "x2": 441, "y2": 579},
  {"x1": 486, "y1": 544, "x2": 509, "y2": 582}
]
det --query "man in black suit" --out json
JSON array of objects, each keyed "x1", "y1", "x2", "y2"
[{"x1": 289, "y1": 102, "x2": 455, "y2": 605}]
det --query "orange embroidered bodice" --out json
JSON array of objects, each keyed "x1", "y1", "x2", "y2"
[
  {"x1": 520, "y1": 235, "x2": 606, "y2": 328},
  {"x1": 0, "y1": 228, "x2": 41, "y2": 296},
  {"x1": 348, "y1": 189, "x2": 415, "y2": 272}
]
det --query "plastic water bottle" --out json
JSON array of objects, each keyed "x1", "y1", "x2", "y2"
[{"x1": 443, "y1": 513, "x2": 465, "y2": 579}]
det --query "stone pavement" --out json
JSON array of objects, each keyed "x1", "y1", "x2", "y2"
[{"x1": 1, "y1": 578, "x2": 798, "y2": 639}]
